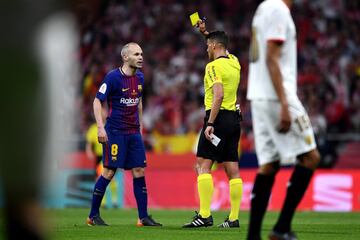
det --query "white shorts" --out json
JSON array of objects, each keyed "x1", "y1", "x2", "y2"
[{"x1": 251, "y1": 98, "x2": 316, "y2": 166}]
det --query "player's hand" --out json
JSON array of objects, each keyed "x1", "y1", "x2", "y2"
[
  {"x1": 97, "y1": 126, "x2": 108, "y2": 143},
  {"x1": 196, "y1": 19, "x2": 208, "y2": 36},
  {"x1": 278, "y1": 104, "x2": 291, "y2": 133},
  {"x1": 204, "y1": 126, "x2": 214, "y2": 141}
]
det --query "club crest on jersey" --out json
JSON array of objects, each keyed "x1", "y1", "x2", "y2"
[
  {"x1": 131, "y1": 89, "x2": 138, "y2": 96},
  {"x1": 120, "y1": 97, "x2": 139, "y2": 106}
]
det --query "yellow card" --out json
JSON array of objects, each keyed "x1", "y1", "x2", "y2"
[{"x1": 189, "y1": 12, "x2": 200, "y2": 26}]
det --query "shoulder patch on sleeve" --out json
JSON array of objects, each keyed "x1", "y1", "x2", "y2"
[{"x1": 99, "y1": 83, "x2": 107, "y2": 94}]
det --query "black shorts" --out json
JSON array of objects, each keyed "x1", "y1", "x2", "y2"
[{"x1": 196, "y1": 110, "x2": 241, "y2": 163}]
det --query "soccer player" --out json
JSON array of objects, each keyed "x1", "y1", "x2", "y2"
[
  {"x1": 183, "y1": 20, "x2": 243, "y2": 228},
  {"x1": 246, "y1": 0, "x2": 320, "y2": 239},
  {"x1": 86, "y1": 42, "x2": 162, "y2": 227}
]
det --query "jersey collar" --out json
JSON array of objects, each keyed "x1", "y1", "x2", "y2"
[{"x1": 215, "y1": 55, "x2": 229, "y2": 60}]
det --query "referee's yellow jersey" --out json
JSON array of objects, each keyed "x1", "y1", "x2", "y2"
[{"x1": 204, "y1": 54, "x2": 241, "y2": 111}]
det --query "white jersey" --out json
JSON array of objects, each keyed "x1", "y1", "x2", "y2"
[{"x1": 247, "y1": 0, "x2": 297, "y2": 100}]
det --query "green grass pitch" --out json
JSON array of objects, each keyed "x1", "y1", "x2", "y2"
[{"x1": 46, "y1": 208, "x2": 360, "y2": 240}]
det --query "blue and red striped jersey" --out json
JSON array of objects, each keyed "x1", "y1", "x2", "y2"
[{"x1": 96, "y1": 68, "x2": 144, "y2": 134}]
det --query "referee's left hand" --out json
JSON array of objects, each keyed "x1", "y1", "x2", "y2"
[{"x1": 204, "y1": 126, "x2": 214, "y2": 141}]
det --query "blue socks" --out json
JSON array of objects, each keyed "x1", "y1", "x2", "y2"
[
  {"x1": 133, "y1": 176, "x2": 148, "y2": 219},
  {"x1": 89, "y1": 175, "x2": 148, "y2": 220},
  {"x1": 89, "y1": 175, "x2": 111, "y2": 218}
]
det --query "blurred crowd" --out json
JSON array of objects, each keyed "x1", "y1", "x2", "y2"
[{"x1": 78, "y1": 0, "x2": 360, "y2": 163}]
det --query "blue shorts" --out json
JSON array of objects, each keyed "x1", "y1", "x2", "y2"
[{"x1": 102, "y1": 130, "x2": 146, "y2": 170}]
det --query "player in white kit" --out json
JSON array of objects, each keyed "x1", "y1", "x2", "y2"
[{"x1": 246, "y1": 0, "x2": 320, "y2": 239}]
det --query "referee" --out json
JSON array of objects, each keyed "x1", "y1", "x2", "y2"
[{"x1": 183, "y1": 20, "x2": 243, "y2": 228}]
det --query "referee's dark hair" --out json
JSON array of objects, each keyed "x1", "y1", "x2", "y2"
[{"x1": 206, "y1": 31, "x2": 229, "y2": 49}]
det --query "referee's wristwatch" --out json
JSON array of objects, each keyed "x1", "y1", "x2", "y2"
[{"x1": 207, "y1": 122, "x2": 214, "y2": 127}]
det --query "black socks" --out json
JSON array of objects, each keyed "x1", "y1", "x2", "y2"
[
  {"x1": 247, "y1": 173, "x2": 276, "y2": 240},
  {"x1": 273, "y1": 165, "x2": 314, "y2": 233}
]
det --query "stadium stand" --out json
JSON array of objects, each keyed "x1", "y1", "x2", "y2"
[{"x1": 77, "y1": 0, "x2": 360, "y2": 167}]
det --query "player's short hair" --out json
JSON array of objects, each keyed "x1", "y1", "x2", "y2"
[
  {"x1": 206, "y1": 31, "x2": 228, "y2": 48},
  {"x1": 121, "y1": 42, "x2": 139, "y2": 60}
]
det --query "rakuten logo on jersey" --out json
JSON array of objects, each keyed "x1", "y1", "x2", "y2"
[{"x1": 120, "y1": 97, "x2": 139, "y2": 106}]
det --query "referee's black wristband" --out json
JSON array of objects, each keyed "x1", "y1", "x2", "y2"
[{"x1": 207, "y1": 122, "x2": 214, "y2": 127}]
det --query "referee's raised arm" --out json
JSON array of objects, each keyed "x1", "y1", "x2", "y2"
[{"x1": 196, "y1": 19, "x2": 209, "y2": 37}]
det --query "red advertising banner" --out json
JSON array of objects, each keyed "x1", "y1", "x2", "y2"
[
  {"x1": 124, "y1": 169, "x2": 360, "y2": 212},
  {"x1": 61, "y1": 151, "x2": 360, "y2": 211}
]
